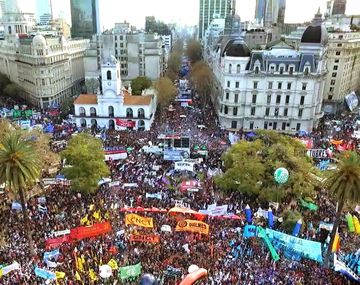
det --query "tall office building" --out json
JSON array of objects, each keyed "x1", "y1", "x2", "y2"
[
  {"x1": 277, "y1": 0, "x2": 286, "y2": 24},
  {"x1": 255, "y1": 0, "x2": 286, "y2": 26},
  {"x1": 332, "y1": 0, "x2": 346, "y2": 15},
  {"x1": 70, "y1": 0, "x2": 100, "y2": 39},
  {"x1": 198, "y1": 0, "x2": 235, "y2": 40},
  {"x1": 255, "y1": 0, "x2": 266, "y2": 24},
  {"x1": 36, "y1": 0, "x2": 52, "y2": 24}
]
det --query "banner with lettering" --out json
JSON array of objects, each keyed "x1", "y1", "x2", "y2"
[
  {"x1": 129, "y1": 234, "x2": 160, "y2": 243},
  {"x1": 119, "y1": 263, "x2": 142, "y2": 280},
  {"x1": 70, "y1": 221, "x2": 112, "y2": 240},
  {"x1": 175, "y1": 219, "x2": 209, "y2": 235},
  {"x1": 125, "y1": 214, "x2": 154, "y2": 228},
  {"x1": 45, "y1": 235, "x2": 71, "y2": 249},
  {"x1": 243, "y1": 225, "x2": 258, "y2": 238},
  {"x1": 265, "y1": 228, "x2": 323, "y2": 263}
]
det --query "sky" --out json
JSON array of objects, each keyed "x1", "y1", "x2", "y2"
[{"x1": 10, "y1": 0, "x2": 360, "y2": 30}]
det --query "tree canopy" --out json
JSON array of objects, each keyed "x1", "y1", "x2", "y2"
[
  {"x1": 60, "y1": 133, "x2": 109, "y2": 194},
  {"x1": 166, "y1": 51, "x2": 182, "y2": 81},
  {"x1": 155, "y1": 76, "x2": 177, "y2": 110},
  {"x1": 131, "y1": 76, "x2": 152, "y2": 95},
  {"x1": 189, "y1": 61, "x2": 213, "y2": 104},
  {"x1": 185, "y1": 39, "x2": 202, "y2": 63},
  {"x1": 215, "y1": 130, "x2": 317, "y2": 203}
]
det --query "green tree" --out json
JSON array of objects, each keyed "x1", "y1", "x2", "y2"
[
  {"x1": 166, "y1": 51, "x2": 181, "y2": 81},
  {"x1": 0, "y1": 131, "x2": 42, "y2": 255},
  {"x1": 172, "y1": 39, "x2": 184, "y2": 54},
  {"x1": 131, "y1": 76, "x2": 152, "y2": 95},
  {"x1": 156, "y1": 76, "x2": 177, "y2": 110},
  {"x1": 189, "y1": 61, "x2": 213, "y2": 106},
  {"x1": 215, "y1": 130, "x2": 317, "y2": 203},
  {"x1": 281, "y1": 210, "x2": 303, "y2": 234},
  {"x1": 59, "y1": 96, "x2": 75, "y2": 120},
  {"x1": 324, "y1": 152, "x2": 360, "y2": 266},
  {"x1": 60, "y1": 133, "x2": 109, "y2": 194},
  {"x1": 185, "y1": 39, "x2": 202, "y2": 63}
]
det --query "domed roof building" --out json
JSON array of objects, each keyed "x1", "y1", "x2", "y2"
[
  {"x1": 221, "y1": 38, "x2": 250, "y2": 57},
  {"x1": 300, "y1": 9, "x2": 328, "y2": 46},
  {"x1": 32, "y1": 34, "x2": 47, "y2": 47}
]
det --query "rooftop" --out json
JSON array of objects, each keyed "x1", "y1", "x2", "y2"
[{"x1": 74, "y1": 94, "x2": 97, "y2": 105}]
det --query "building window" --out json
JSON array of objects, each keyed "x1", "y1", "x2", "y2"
[
  {"x1": 79, "y1": 107, "x2": 85, "y2": 116},
  {"x1": 298, "y1": 109, "x2": 303, "y2": 118},
  {"x1": 252, "y1": 94, "x2": 257, "y2": 104},
  {"x1": 268, "y1": 82, "x2": 273, "y2": 89},
  {"x1": 231, "y1": 121, "x2": 237, "y2": 129},
  {"x1": 228, "y1": 64, "x2": 232, "y2": 73},
  {"x1": 227, "y1": 81, "x2": 230, "y2": 88},
  {"x1": 328, "y1": 95, "x2": 333, "y2": 100},
  {"x1": 282, "y1": 122, "x2": 286, "y2": 130},
  {"x1": 255, "y1": 66, "x2": 259, "y2": 74},
  {"x1": 253, "y1": 81, "x2": 258, "y2": 89},
  {"x1": 234, "y1": 93, "x2": 239, "y2": 103},
  {"x1": 225, "y1": 92, "x2": 229, "y2": 100},
  {"x1": 279, "y1": 66, "x2": 284, "y2": 74},
  {"x1": 300, "y1": 96, "x2": 305, "y2": 105},
  {"x1": 236, "y1": 64, "x2": 240, "y2": 73},
  {"x1": 289, "y1": 66, "x2": 294, "y2": 75},
  {"x1": 267, "y1": 94, "x2": 271, "y2": 104},
  {"x1": 265, "y1": 107, "x2": 270, "y2": 116},
  {"x1": 285, "y1": 95, "x2": 290, "y2": 104},
  {"x1": 224, "y1": 106, "x2": 228, "y2": 114},
  {"x1": 274, "y1": 108, "x2": 279, "y2": 117},
  {"x1": 264, "y1": 121, "x2": 268, "y2": 129},
  {"x1": 251, "y1": 107, "x2": 256, "y2": 116},
  {"x1": 296, "y1": 123, "x2": 301, "y2": 131},
  {"x1": 333, "y1": 65, "x2": 338, "y2": 70},
  {"x1": 276, "y1": 95, "x2": 281, "y2": 104},
  {"x1": 283, "y1": 108, "x2": 288, "y2": 116},
  {"x1": 249, "y1": 121, "x2": 254, "y2": 130},
  {"x1": 235, "y1": 81, "x2": 239, "y2": 88},
  {"x1": 272, "y1": 122, "x2": 277, "y2": 130},
  {"x1": 304, "y1": 67, "x2": 309, "y2": 75},
  {"x1": 107, "y1": 70, "x2": 112, "y2": 80},
  {"x1": 330, "y1": 87, "x2": 334, "y2": 92},
  {"x1": 332, "y1": 72, "x2": 337, "y2": 77},
  {"x1": 330, "y1": 79, "x2": 336, "y2": 85},
  {"x1": 233, "y1": 107, "x2": 238, "y2": 116},
  {"x1": 278, "y1": 82, "x2": 282, "y2": 89},
  {"x1": 287, "y1": 82, "x2": 291, "y2": 90},
  {"x1": 336, "y1": 51, "x2": 341, "y2": 56},
  {"x1": 302, "y1": 83, "x2": 307, "y2": 90},
  {"x1": 334, "y1": 59, "x2": 339, "y2": 63}
]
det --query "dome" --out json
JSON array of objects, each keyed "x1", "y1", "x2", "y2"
[
  {"x1": 301, "y1": 25, "x2": 328, "y2": 45},
  {"x1": 32, "y1": 34, "x2": 47, "y2": 47},
  {"x1": 222, "y1": 38, "x2": 250, "y2": 57}
]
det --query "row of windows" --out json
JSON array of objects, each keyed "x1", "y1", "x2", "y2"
[
  {"x1": 79, "y1": 107, "x2": 145, "y2": 117},
  {"x1": 224, "y1": 93, "x2": 306, "y2": 105},
  {"x1": 226, "y1": 80, "x2": 308, "y2": 90},
  {"x1": 231, "y1": 121, "x2": 302, "y2": 131},
  {"x1": 222, "y1": 106, "x2": 305, "y2": 118}
]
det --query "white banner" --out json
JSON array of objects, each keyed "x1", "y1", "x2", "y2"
[
  {"x1": 104, "y1": 153, "x2": 127, "y2": 161},
  {"x1": 123, "y1": 183, "x2": 138, "y2": 188},
  {"x1": 109, "y1": 181, "x2": 120, "y2": 187},
  {"x1": 52, "y1": 229, "x2": 70, "y2": 237},
  {"x1": 207, "y1": 205, "x2": 228, "y2": 216},
  {"x1": 175, "y1": 161, "x2": 194, "y2": 172},
  {"x1": 1, "y1": 261, "x2": 20, "y2": 276}
]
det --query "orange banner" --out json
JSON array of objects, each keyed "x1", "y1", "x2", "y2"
[
  {"x1": 129, "y1": 234, "x2": 160, "y2": 243},
  {"x1": 70, "y1": 221, "x2": 112, "y2": 240},
  {"x1": 125, "y1": 214, "x2": 153, "y2": 228},
  {"x1": 175, "y1": 219, "x2": 209, "y2": 235}
]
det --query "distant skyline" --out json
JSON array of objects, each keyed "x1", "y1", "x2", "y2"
[{"x1": 9, "y1": 0, "x2": 360, "y2": 30}]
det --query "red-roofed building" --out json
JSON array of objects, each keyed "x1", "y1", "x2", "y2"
[{"x1": 74, "y1": 55, "x2": 157, "y2": 130}]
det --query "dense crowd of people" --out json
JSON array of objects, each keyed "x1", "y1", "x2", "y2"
[{"x1": 0, "y1": 80, "x2": 360, "y2": 284}]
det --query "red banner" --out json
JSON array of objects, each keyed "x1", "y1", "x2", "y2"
[
  {"x1": 129, "y1": 234, "x2": 160, "y2": 243},
  {"x1": 45, "y1": 235, "x2": 71, "y2": 249},
  {"x1": 70, "y1": 222, "x2": 112, "y2": 241},
  {"x1": 115, "y1": 119, "x2": 135, "y2": 128}
]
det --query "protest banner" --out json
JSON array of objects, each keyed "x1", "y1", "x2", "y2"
[
  {"x1": 243, "y1": 225, "x2": 258, "y2": 238},
  {"x1": 265, "y1": 228, "x2": 323, "y2": 263},
  {"x1": 52, "y1": 229, "x2": 71, "y2": 237},
  {"x1": 125, "y1": 214, "x2": 154, "y2": 228},
  {"x1": 43, "y1": 249, "x2": 60, "y2": 261},
  {"x1": 175, "y1": 161, "x2": 195, "y2": 172},
  {"x1": 70, "y1": 221, "x2": 112, "y2": 240},
  {"x1": 129, "y1": 234, "x2": 160, "y2": 243},
  {"x1": 0, "y1": 262, "x2": 20, "y2": 277},
  {"x1": 175, "y1": 219, "x2": 209, "y2": 235},
  {"x1": 119, "y1": 263, "x2": 142, "y2": 280},
  {"x1": 34, "y1": 267, "x2": 56, "y2": 280},
  {"x1": 145, "y1": 192, "x2": 162, "y2": 200},
  {"x1": 45, "y1": 235, "x2": 71, "y2": 249}
]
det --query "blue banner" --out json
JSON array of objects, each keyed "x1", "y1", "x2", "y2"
[
  {"x1": 163, "y1": 149, "x2": 184, "y2": 161},
  {"x1": 243, "y1": 225, "x2": 258, "y2": 238},
  {"x1": 265, "y1": 228, "x2": 323, "y2": 263},
  {"x1": 43, "y1": 249, "x2": 60, "y2": 261},
  {"x1": 34, "y1": 267, "x2": 56, "y2": 280}
]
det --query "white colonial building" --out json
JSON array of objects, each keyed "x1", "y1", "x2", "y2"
[
  {"x1": 210, "y1": 12, "x2": 328, "y2": 133},
  {"x1": 74, "y1": 49, "x2": 157, "y2": 131},
  {"x1": 0, "y1": 6, "x2": 88, "y2": 108}
]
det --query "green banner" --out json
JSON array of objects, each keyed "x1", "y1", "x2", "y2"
[
  {"x1": 119, "y1": 263, "x2": 141, "y2": 280},
  {"x1": 257, "y1": 226, "x2": 280, "y2": 262},
  {"x1": 12, "y1": 109, "x2": 33, "y2": 118},
  {"x1": 299, "y1": 199, "x2": 318, "y2": 211}
]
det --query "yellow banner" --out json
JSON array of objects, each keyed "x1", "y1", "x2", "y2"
[
  {"x1": 175, "y1": 219, "x2": 209, "y2": 235},
  {"x1": 125, "y1": 214, "x2": 154, "y2": 228}
]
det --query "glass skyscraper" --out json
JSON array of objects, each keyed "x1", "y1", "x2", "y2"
[
  {"x1": 70, "y1": 0, "x2": 99, "y2": 39},
  {"x1": 332, "y1": 0, "x2": 346, "y2": 15}
]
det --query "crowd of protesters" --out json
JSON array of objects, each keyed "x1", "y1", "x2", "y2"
[{"x1": 0, "y1": 82, "x2": 360, "y2": 284}]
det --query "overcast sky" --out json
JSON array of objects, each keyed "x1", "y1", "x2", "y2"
[{"x1": 12, "y1": 0, "x2": 360, "y2": 30}]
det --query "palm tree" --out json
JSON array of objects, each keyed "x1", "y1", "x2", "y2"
[
  {"x1": 0, "y1": 131, "x2": 41, "y2": 255},
  {"x1": 324, "y1": 151, "x2": 360, "y2": 266}
]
